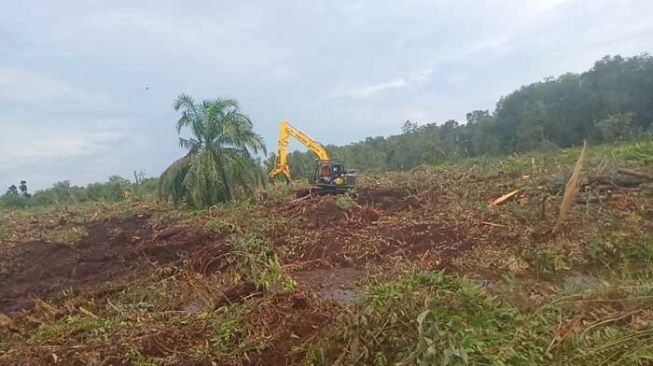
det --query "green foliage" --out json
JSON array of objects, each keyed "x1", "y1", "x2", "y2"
[
  {"x1": 335, "y1": 193, "x2": 356, "y2": 210},
  {"x1": 310, "y1": 272, "x2": 551, "y2": 365},
  {"x1": 587, "y1": 237, "x2": 653, "y2": 266},
  {"x1": 258, "y1": 181, "x2": 297, "y2": 204},
  {"x1": 0, "y1": 193, "x2": 30, "y2": 209},
  {"x1": 31, "y1": 315, "x2": 113, "y2": 345},
  {"x1": 0, "y1": 175, "x2": 159, "y2": 211},
  {"x1": 159, "y1": 94, "x2": 266, "y2": 208},
  {"x1": 311, "y1": 270, "x2": 653, "y2": 366},
  {"x1": 230, "y1": 234, "x2": 296, "y2": 292},
  {"x1": 211, "y1": 305, "x2": 246, "y2": 351},
  {"x1": 125, "y1": 346, "x2": 160, "y2": 366},
  {"x1": 597, "y1": 113, "x2": 639, "y2": 141},
  {"x1": 614, "y1": 141, "x2": 653, "y2": 164}
]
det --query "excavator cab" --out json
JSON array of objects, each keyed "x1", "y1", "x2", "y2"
[{"x1": 311, "y1": 160, "x2": 356, "y2": 193}]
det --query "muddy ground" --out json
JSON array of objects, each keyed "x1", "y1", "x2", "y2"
[
  {"x1": 0, "y1": 182, "x2": 483, "y2": 314},
  {"x1": 0, "y1": 215, "x2": 212, "y2": 313}
]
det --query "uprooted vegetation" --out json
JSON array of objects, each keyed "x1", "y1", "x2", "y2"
[{"x1": 1, "y1": 142, "x2": 653, "y2": 365}]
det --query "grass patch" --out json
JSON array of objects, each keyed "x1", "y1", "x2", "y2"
[{"x1": 613, "y1": 141, "x2": 653, "y2": 164}]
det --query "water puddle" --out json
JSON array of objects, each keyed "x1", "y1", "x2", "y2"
[{"x1": 293, "y1": 267, "x2": 362, "y2": 304}]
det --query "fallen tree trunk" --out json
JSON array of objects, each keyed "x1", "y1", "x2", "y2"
[
  {"x1": 584, "y1": 175, "x2": 646, "y2": 188},
  {"x1": 617, "y1": 168, "x2": 653, "y2": 181}
]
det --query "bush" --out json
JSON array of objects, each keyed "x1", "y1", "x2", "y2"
[
  {"x1": 597, "y1": 113, "x2": 639, "y2": 142},
  {"x1": 230, "y1": 234, "x2": 296, "y2": 292},
  {"x1": 0, "y1": 194, "x2": 30, "y2": 209}
]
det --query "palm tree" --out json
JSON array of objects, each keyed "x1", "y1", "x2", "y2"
[{"x1": 159, "y1": 94, "x2": 266, "y2": 207}]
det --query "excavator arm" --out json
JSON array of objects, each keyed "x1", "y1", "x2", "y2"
[{"x1": 269, "y1": 120, "x2": 330, "y2": 182}]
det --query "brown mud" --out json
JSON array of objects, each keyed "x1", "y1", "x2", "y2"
[{"x1": 0, "y1": 215, "x2": 211, "y2": 313}]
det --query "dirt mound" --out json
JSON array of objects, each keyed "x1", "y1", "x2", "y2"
[
  {"x1": 356, "y1": 187, "x2": 419, "y2": 212},
  {"x1": 282, "y1": 218, "x2": 475, "y2": 270},
  {"x1": 376, "y1": 221, "x2": 474, "y2": 261},
  {"x1": 303, "y1": 202, "x2": 379, "y2": 229},
  {"x1": 279, "y1": 195, "x2": 380, "y2": 229},
  {"x1": 0, "y1": 216, "x2": 211, "y2": 313},
  {"x1": 251, "y1": 293, "x2": 334, "y2": 366}
]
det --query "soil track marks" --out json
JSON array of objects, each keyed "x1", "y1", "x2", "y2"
[
  {"x1": 277, "y1": 187, "x2": 474, "y2": 271},
  {"x1": 0, "y1": 215, "x2": 210, "y2": 313},
  {"x1": 377, "y1": 221, "x2": 474, "y2": 261}
]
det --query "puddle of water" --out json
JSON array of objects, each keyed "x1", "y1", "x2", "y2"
[
  {"x1": 293, "y1": 267, "x2": 363, "y2": 304},
  {"x1": 563, "y1": 275, "x2": 609, "y2": 294},
  {"x1": 320, "y1": 288, "x2": 359, "y2": 304},
  {"x1": 181, "y1": 301, "x2": 203, "y2": 314}
]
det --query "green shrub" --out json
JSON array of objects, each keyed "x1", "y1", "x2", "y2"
[
  {"x1": 230, "y1": 234, "x2": 296, "y2": 292},
  {"x1": 0, "y1": 194, "x2": 30, "y2": 209}
]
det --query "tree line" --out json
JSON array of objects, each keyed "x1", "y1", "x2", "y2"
[
  {"x1": 0, "y1": 176, "x2": 158, "y2": 209},
  {"x1": 268, "y1": 54, "x2": 653, "y2": 176}
]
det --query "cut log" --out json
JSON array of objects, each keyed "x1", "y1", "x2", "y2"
[
  {"x1": 617, "y1": 168, "x2": 653, "y2": 181},
  {"x1": 584, "y1": 175, "x2": 646, "y2": 188}
]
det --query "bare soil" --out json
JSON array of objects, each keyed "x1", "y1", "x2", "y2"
[{"x1": 0, "y1": 215, "x2": 211, "y2": 313}]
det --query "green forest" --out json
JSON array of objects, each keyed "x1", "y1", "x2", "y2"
[{"x1": 270, "y1": 54, "x2": 653, "y2": 177}]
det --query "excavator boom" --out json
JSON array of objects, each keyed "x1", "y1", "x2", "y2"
[{"x1": 269, "y1": 120, "x2": 330, "y2": 182}]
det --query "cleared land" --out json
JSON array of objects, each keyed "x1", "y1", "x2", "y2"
[{"x1": 1, "y1": 143, "x2": 653, "y2": 365}]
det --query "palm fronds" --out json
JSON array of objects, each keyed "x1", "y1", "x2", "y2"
[{"x1": 159, "y1": 95, "x2": 266, "y2": 207}]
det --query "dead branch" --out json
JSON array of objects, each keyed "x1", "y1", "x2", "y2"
[
  {"x1": 490, "y1": 189, "x2": 520, "y2": 207},
  {"x1": 481, "y1": 221, "x2": 507, "y2": 228}
]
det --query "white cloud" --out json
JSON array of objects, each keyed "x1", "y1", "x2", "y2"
[
  {"x1": 332, "y1": 68, "x2": 434, "y2": 98},
  {"x1": 331, "y1": 34, "x2": 510, "y2": 100},
  {"x1": 0, "y1": 68, "x2": 112, "y2": 109},
  {"x1": 538, "y1": 0, "x2": 570, "y2": 10},
  {"x1": 583, "y1": 21, "x2": 653, "y2": 47},
  {"x1": 0, "y1": 128, "x2": 124, "y2": 161},
  {"x1": 0, "y1": 127, "x2": 129, "y2": 190},
  {"x1": 460, "y1": 38, "x2": 509, "y2": 56},
  {"x1": 334, "y1": 78, "x2": 406, "y2": 98}
]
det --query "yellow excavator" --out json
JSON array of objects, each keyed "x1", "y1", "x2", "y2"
[{"x1": 268, "y1": 120, "x2": 356, "y2": 193}]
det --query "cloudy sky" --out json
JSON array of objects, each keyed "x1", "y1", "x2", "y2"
[{"x1": 1, "y1": 0, "x2": 652, "y2": 190}]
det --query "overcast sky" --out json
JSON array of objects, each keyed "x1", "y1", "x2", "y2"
[{"x1": 1, "y1": 0, "x2": 652, "y2": 190}]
